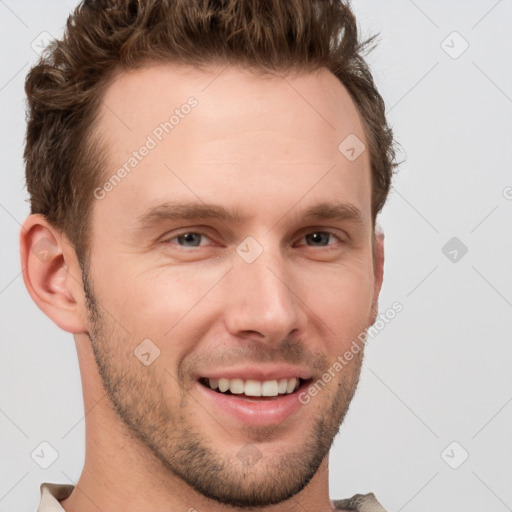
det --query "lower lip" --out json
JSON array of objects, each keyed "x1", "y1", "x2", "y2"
[{"x1": 195, "y1": 381, "x2": 309, "y2": 427}]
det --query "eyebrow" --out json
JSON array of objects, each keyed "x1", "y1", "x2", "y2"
[{"x1": 134, "y1": 200, "x2": 365, "y2": 229}]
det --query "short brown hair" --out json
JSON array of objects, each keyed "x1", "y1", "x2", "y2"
[{"x1": 24, "y1": 0, "x2": 399, "y2": 268}]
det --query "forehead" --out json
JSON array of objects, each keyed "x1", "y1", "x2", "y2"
[
  {"x1": 92, "y1": 62, "x2": 372, "y2": 229},
  {"x1": 98, "y1": 62, "x2": 367, "y2": 146}
]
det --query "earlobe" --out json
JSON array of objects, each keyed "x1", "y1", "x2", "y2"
[{"x1": 19, "y1": 214, "x2": 88, "y2": 334}]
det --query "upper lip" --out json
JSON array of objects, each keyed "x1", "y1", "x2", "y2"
[{"x1": 197, "y1": 365, "x2": 313, "y2": 381}]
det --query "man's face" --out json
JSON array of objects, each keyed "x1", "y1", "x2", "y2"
[{"x1": 84, "y1": 63, "x2": 379, "y2": 507}]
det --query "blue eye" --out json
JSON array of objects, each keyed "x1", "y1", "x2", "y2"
[
  {"x1": 162, "y1": 229, "x2": 344, "y2": 250},
  {"x1": 166, "y1": 231, "x2": 211, "y2": 247},
  {"x1": 301, "y1": 231, "x2": 341, "y2": 247}
]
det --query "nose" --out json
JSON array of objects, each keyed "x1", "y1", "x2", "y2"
[{"x1": 222, "y1": 243, "x2": 307, "y2": 346}]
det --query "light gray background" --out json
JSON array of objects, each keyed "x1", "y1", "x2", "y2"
[{"x1": 1, "y1": 1, "x2": 511, "y2": 511}]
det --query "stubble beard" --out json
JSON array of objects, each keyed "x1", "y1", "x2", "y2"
[{"x1": 82, "y1": 266, "x2": 365, "y2": 508}]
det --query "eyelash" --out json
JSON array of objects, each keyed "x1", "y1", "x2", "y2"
[{"x1": 161, "y1": 229, "x2": 345, "y2": 249}]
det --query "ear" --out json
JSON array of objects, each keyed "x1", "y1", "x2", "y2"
[
  {"x1": 369, "y1": 225, "x2": 385, "y2": 325},
  {"x1": 19, "y1": 214, "x2": 88, "y2": 334}
]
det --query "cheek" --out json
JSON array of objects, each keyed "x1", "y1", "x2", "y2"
[
  {"x1": 91, "y1": 247, "x2": 375, "y2": 354},
  {"x1": 298, "y1": 259, "x2": 375, "y2": 347},
  {"x1": 304, "y1": 256, "x2": 375, "y2": 309},
  {"x1": 103, "y1": 265, "x2": 222, "y2": 355},
  {"x1": 92, "y1": 256, "x2": 193, "y2": 320}
]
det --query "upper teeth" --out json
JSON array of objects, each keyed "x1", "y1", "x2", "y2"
[{"x1": 208, "y1": 377, "x2": 300, "y2": 396}]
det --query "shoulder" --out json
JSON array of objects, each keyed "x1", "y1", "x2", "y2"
[
  {"x1": 37, "y1": 483, "x2": 74, "y2": 511},
  {"x1": 332, "y1": 492, "x2": 390, "y2": 511}
]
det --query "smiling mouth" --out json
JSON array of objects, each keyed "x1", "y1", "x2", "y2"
[{"x1": 198, "y1": 377, "x2": 312, "y2": 400}]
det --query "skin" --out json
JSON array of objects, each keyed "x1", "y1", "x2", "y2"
[{"x1": 20, "y1": 63, "x2": 384, "y2": 512}]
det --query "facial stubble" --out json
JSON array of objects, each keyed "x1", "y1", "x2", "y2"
[{"x1": 81, "y1": 265, "x2": 366, "y2": 508}]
